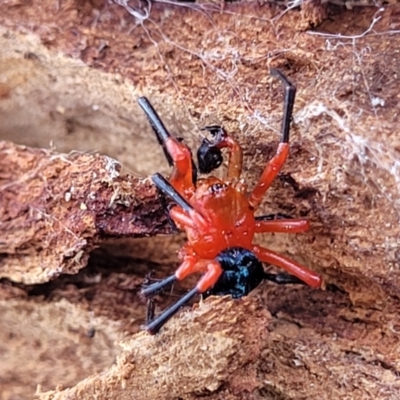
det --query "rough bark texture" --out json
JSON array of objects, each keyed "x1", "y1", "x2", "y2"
[
  {"x1": 1, "y1": 1, "x2": 400, "y2": 399},
  {"x1": 38, "y1": 296, "x2": 271, "y2": 400},
  {"x1": 0, "y1": 141, "x2": 169, "y2": 284}
]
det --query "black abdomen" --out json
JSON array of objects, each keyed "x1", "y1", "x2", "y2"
[{"x1": 205, "y1": 247, "x2": 264, "y2": 298}]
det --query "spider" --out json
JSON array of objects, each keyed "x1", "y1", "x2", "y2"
[{"x1": 138, "y1": 69, "x2": 322, "y2": 334}]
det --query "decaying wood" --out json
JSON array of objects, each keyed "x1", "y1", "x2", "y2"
[
  {"x1": 1, "y1": 1, "x2": 400, "y2": 399},
  {"x1": 0, "y1": 297, "x2": 124, "y2": 400},
  {"x1": 0, "y1": 141, "x2": 169, "y2": 284},
  {"x1": 37, "y1": 297, "x2": 271, "y2": 400}
]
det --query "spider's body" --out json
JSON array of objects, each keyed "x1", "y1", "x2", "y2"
[
  {"x1": 139, "y1": 69, "x2": 322, "y2": 334},
  {"x1": 205, "y1": 247, "x2": 265, "y2": 299},
  {"x1": 178, "y1": 178, "x2": 255, "y2": 259}
]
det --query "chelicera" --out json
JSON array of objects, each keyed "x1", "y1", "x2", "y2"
[{"x1": 139, "y1": 69, "x2": 322, "y2": 334}]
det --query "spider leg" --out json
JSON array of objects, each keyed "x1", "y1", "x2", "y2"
[
  {"x1": 263, "y1": 272, "x2": 305, "y2": 285},
  {"x1": 145, "y1": 287, "x2": 198, "y2": 334},
  {"x1": 152, "y1": 173, "x2": 208, "y2": 229},
  {"x1": 198, "y1": 125, "x2": 243, "y2": 180},
  {"x1": 141, "y1": 274, "x2": 176, "y2": 298},
  {"x1": 152, "y1": 173, "x2": 193, "y2": 213},
  {"x1": 138, "y1": 97, "x2": 196, "y2": 195},
  {"x1": 195, "y1": 260, "x2": 224, "y2": 293},
  {"x1": 141, "y1": 271, "x2": 158, "y2": 323},
  {"x1": 146, "y1": 296, "x2": 156, "y2": 324},
  {"x1": 252, "y1": 245, "x2": 321, "y2": 288},
  {"x1": 248, "y1": 69, "x2": 296, "y2": 210},
  {"x1": 256, "y1": 213, "x2": 294, "y2": 220},
  {"x1": 255, "y1": 218, "x2": 310, "y2": 233},
  {"x1": 141, "y1": 252, "x2": 198, "y2": 298},
  {"x1": 144, "y1": 259, "x2": 223, "y2": 334},
  {"x1": 174, "y1": 257, "x2": 223, "y2": 289}
]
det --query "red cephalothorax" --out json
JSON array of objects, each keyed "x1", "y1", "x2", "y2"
[
  {"x1": 174, "y1": 177, "x2": 256, "y2": 259},
  {"x1": 139, "y1": 69, "x2": 322, "y2": 334}
]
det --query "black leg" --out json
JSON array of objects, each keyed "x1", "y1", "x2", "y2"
[
  {"x1": 270, "y1": 69, "x2": 296, "y2": 143},
  {"x1": 145, "y1": 287, "x2": 199, "y2": 334},
  {"x1": 255, "y1": 213, "x2": 294, "y2": 221},
  {"x1": 151, "y1": 173, "x2": 195, "y2": 213},
  {"x1": 248, "y1": 69, "x2": 296, "y2": 210},
  {"x1": 146, "y1": 296, "x2": 156, "y2": 324},
  {"x1": 141, "y1": 274, "x2": 176, "y2": 298},
  {"x1": 138, "y1": 97, "x2": 174, "y2": 166},
  {"x1": 141, "y1": 271, "x2": 158, "y2": 323},
  {"x1": 263, "y1": 272, "x2": 305, "y2": 285},
  {"x1": 138, "y1": 97, "x2": 197, "y2": 183}
]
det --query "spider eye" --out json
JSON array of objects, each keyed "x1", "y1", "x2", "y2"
[{"x1": 209, "y1": 182, "x2": 226, "y2": 194}]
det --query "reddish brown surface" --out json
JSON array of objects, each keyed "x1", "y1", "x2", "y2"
[
  {"x1": 1, "y1": 1, "x2": 400, "y2": 399},
  {"x1": 0, "y1": 141, "x2": 169, "y2": 284}
]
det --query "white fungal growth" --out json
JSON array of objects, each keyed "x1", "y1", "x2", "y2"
[{"x1": 104, "y1": 156, "x2": 121, "y2": 180}]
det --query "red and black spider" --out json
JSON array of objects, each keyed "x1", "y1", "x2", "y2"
[{"x1": 138, "y1": 69, "x2": 322, "y2": 334}]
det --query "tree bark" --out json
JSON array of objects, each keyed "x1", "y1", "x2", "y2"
[{"x1": 0, "y1": 1, "x2": 400, "y2": 399}]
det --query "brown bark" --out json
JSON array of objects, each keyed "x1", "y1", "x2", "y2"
[
  {"x1": 39, "y1": 297, "x2": 271, "y2": 400},
  {"x1": 0, "y1": 141, "x2": 169, "y2": 284},
  {"x1": 1, "y1": 1, "x2": 400, "y2": 399}
]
